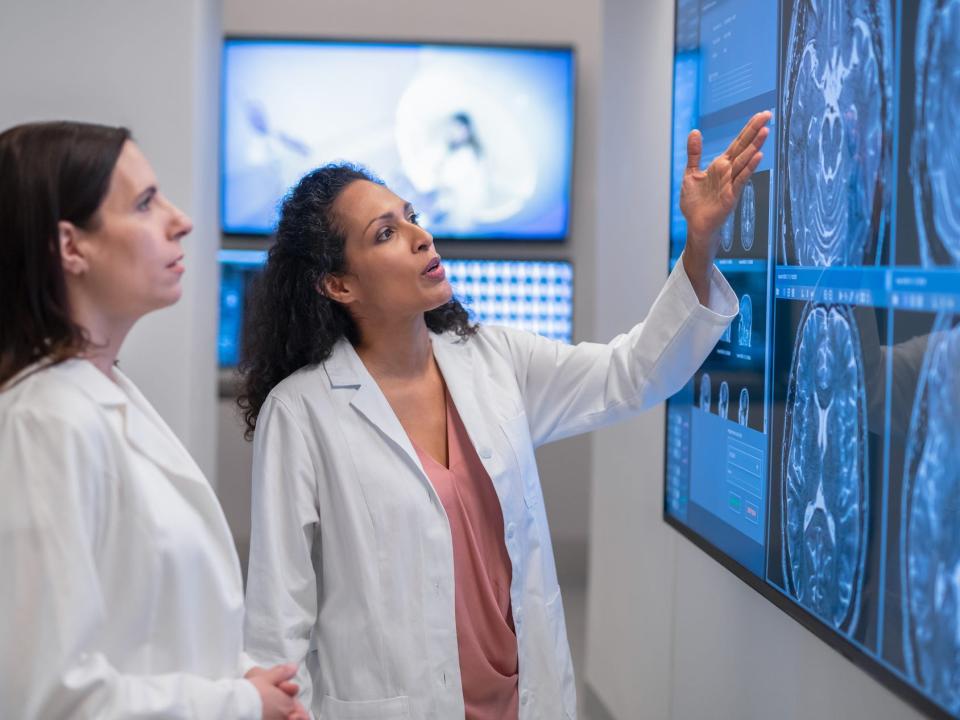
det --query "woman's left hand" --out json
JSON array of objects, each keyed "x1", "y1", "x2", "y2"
[{"x1": 679, "y1": 110, "x2": 771, "y2": 302}]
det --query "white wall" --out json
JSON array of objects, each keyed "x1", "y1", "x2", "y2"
[
  {"x1": 219, "y1": 0, "x2": 604, "y2": 582},
  {"x1": 0, "y1": 0, "x2": 222, "y2": 480},
  {"x1": 584, "y1": 1, "x2": 927, "y2": 719}
]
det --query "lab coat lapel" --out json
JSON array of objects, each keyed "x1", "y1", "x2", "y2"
[
  {"x1": 112, "y1": 369, "x2": 208, "y2": 485},
  {"x1": 58, "y1": 360, "x2": 206, "y2": 485},
  {"x1": 111, "y1": 367, "x2": 242, "y2": 579},
  {"x1": 324, "y1": 339, "x2": 427, "y2": 477},
  {"x1": 432, "y1": 333, "x2": 498, "y2": 474}
]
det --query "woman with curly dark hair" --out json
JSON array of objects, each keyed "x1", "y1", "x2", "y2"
[{"x1": 241, "y1": 112, "x2": 771, "y2": 720}]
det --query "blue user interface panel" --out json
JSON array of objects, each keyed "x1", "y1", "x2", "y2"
[
  {"x1": 221, "y1": 40, "x2": 574, "y2": 241},
  {"x1": 218, "y1": 251, "x2": 574, "y2": 367},
  {"x1": 665, "y1": 1, "x2": 960, "y2": 717}
]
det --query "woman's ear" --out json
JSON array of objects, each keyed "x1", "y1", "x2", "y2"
[
  {"x1": 58, "y1": 220, "x2": 89, "y2": 277},
  {"x1": 319, "y1": 273, "x2": 354, "y2": 305}
]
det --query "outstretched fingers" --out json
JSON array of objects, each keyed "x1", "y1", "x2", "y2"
[
  {"x1": 686, "y1": 129, "x2": 704, "y2": 171},
  {"x1": 725, "y1": 111, "x2": 772, "y2": 162},
  {"x1": 731, "y1": 125, "x2": 769, "y2": 177},
  {"x1": 733, "y1": 151, "x2": 764, "y2": 194}
]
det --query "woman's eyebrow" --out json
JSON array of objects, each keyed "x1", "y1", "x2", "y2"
[{"x1": 364, "y1": 203, "x2": 413, "y2": 233}]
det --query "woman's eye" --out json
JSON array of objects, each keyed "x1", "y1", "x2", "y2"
[
  {"x1": 408, "y1": 212, "x2": 420, "y2": 226},
  {"x1": 377, "y1": 227, "x2": 394, "y2": 243},
  {"x1": 137, "y1": 196, "x2": 153, "y2": 212}
]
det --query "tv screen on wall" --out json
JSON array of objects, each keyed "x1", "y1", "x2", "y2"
[
  {"x1": 663, "y1": 1, "x2": 960, "y2": 718},
  {"x1": 221, "y1": 38, "x2": 575, "y2": 241}
]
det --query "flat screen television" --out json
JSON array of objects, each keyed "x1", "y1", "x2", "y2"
[
  {"x1": 221, "y1": 38, "x2": 575, "y2": 241},
  {"x1": 663, "y1": 1, "x2": 960, "y2": 718},
  {"x1": 218, "y1": 250, "x2": 574, "y2": 368}
]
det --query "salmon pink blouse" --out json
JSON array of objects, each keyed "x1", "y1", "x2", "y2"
[{"x1": 412, "y1": 392, "x2": 519, "y2": 720}]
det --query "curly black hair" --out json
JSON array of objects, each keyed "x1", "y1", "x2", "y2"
[{"x1": 237, "y1": 162, "x2": 476, "y2": 439}]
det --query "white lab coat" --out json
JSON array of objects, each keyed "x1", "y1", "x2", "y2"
[
  {"x1": 243, "y1": 259, "x2": 738, "y2": 719},
  {"x1": 0, "y1": 359, "x2": 261, "y2": 720}
]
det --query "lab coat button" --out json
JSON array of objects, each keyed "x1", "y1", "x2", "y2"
[
  {"x1": 506, "y1": 524, "x2": 515, "y2": 540},
  {"x1": 479, "y1": 446, "x2": 492, "y2": 459},
  {"x1": 520, "y1": 690, "x2": 529, "y2": 706}
]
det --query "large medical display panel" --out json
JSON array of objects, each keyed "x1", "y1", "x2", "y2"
[
  {"x1": 221, "y1": 39, "x2": 574, "y2": 241},
  {"x1": 218, "y1": 251, "x2": 574, "y2": 367},
  {"x1": 664, "y1": 1, "x2": 960, "y2": 718}
]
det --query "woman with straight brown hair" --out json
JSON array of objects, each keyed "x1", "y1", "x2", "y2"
[{"x1": 0, "y1": 121, "x2": 307, "y2": 720}]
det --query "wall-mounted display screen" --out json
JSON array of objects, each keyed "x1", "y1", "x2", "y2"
[
  {"x1": 218, "y1": 251, "x2": 573, "y2": 367},
  {"x1": 443, "y1": 258, "x2": 574, "y2": 343},
  {"x1": 221, "y1": 38, "x2": 575, "y2": 241},
  {"x1": 664, "y1": 1, "x2": 960, "y2": 718}
]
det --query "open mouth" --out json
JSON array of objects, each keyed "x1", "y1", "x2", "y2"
[{"x1": 422, "y1": 256, "x2": 441, "y2": 275}]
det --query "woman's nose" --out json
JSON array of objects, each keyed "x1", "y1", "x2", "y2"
[
  {"x1": 168, "y1": 198, "x2": 193, "y2": 240},
  {"x1": 414, "y1": 224, "x2": 433, "y2": 252}
]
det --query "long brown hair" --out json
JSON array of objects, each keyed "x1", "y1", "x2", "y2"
[{"x1": 0, "y1": 121, "x2": 130, "y2": 386}]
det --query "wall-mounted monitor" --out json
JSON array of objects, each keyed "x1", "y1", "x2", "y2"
[
  {"x1": 221, "y1": 38, "x2": 575, "y2": 241},
  {"x1": 218, "y1": 249, "x2": 265, "y2": 368},
  {"x1": 218, "y1": 251, "x2": 574, "y2": 368},
  {"x1": 443, "y1": 258, "x2": 574, "y2": 343},
  {"x1": 663, "y1": 1, "x2": 960, "y2": 718}
]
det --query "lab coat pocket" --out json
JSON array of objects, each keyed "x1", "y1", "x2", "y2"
[
  {"x1": 318, "y1": 694, "x2": 410, "y2": 719},
  {"x1": 501, "y1": 412, "x2": 541, "y2": 508}
]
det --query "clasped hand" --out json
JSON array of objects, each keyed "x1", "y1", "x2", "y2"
[{"x1": 245, "y1": 663, "x2": 310, "y2": 720}]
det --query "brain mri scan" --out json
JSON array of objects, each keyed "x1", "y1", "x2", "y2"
[
  {"x1": 722, "y1": 322, "x2": 732, "y2": 343},
  {"x1": 781, "y1": 303, "x2": 869, "y2": 633},
  {"x1": 738, "y1": 294, "x2": 753, "y2": 347},
  {"x1": 740, "y1": 177, "x2": 756, "y2": 252},
  {"x1": 911, "y1": 0, "x2": 960, "y2": 267},
  {"x1": 721, "y1": 211, "x2": 735, "y2": 253},
  {"x1": 700, "y1": 373, "x2": 712, "y2": 413},
  {"x1": 781, "y1": 0, "x2": 894, "y2": 266},
  {"x1": 900, "y1": 314, "x2": 960, "y2": 714},
  {"x1": 738, "y1": 387, "x2": 750, "y2": 427},
  {"x1": 718, "y1": 380, "x2": 730, "y2": 420}
]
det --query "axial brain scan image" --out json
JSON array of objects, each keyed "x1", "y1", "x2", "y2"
[
  {"x1": 738, "y1": 387, "x2": 750, "y2": 427},
  {"x1": 781, "y1": 0, "x2": 893, "y2": 266},
  {"x1": 721, "y1": 211, "x2": 735, "y2": 253},
  {"x1": 700, "y1": 373, "x2": 712, "y2": 413},
  {"x1": 781, "y1": 304, "x2": 869, "y2": 633},
  {"x1": 911, "y1": 0, "x2": 960, "y2": 266},
  {"x1": 740, "y1": 177, "x2": 756, "y2": 252},
  {"x1": 719, "y1": 380, "x2": 730, "y2": 420},
  {"x1": 738, "y1": 294, "x2": 753, "y2": 347},
  {"x1": 901, "y1": 314, "x2": 960, "y2": 713}
]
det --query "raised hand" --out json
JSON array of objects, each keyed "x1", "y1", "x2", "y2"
[{"x1": 680, "y1": 110, "x2": 771, "y2": 303}]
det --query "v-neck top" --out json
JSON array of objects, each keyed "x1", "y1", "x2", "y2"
[{"x1": 413, "y1": 393, "x2": 519, "y2": 720}]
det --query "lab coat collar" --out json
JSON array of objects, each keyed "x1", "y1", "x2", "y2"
[
  {"x1": 431, "y1": 333, "x2": 498, "y2": 472},
  {"x1": 322, "y1": 333, "x2": 497, "y2": 477},
  {"x1": 323, "y1": 338, "x2": 426, "y2": 477},
  {"x1": 113, "y1": 367, "x2": 207, "y2": 485},
  {"x1": 58, "y1": 359, "x2": 206, "y2": 485}
]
